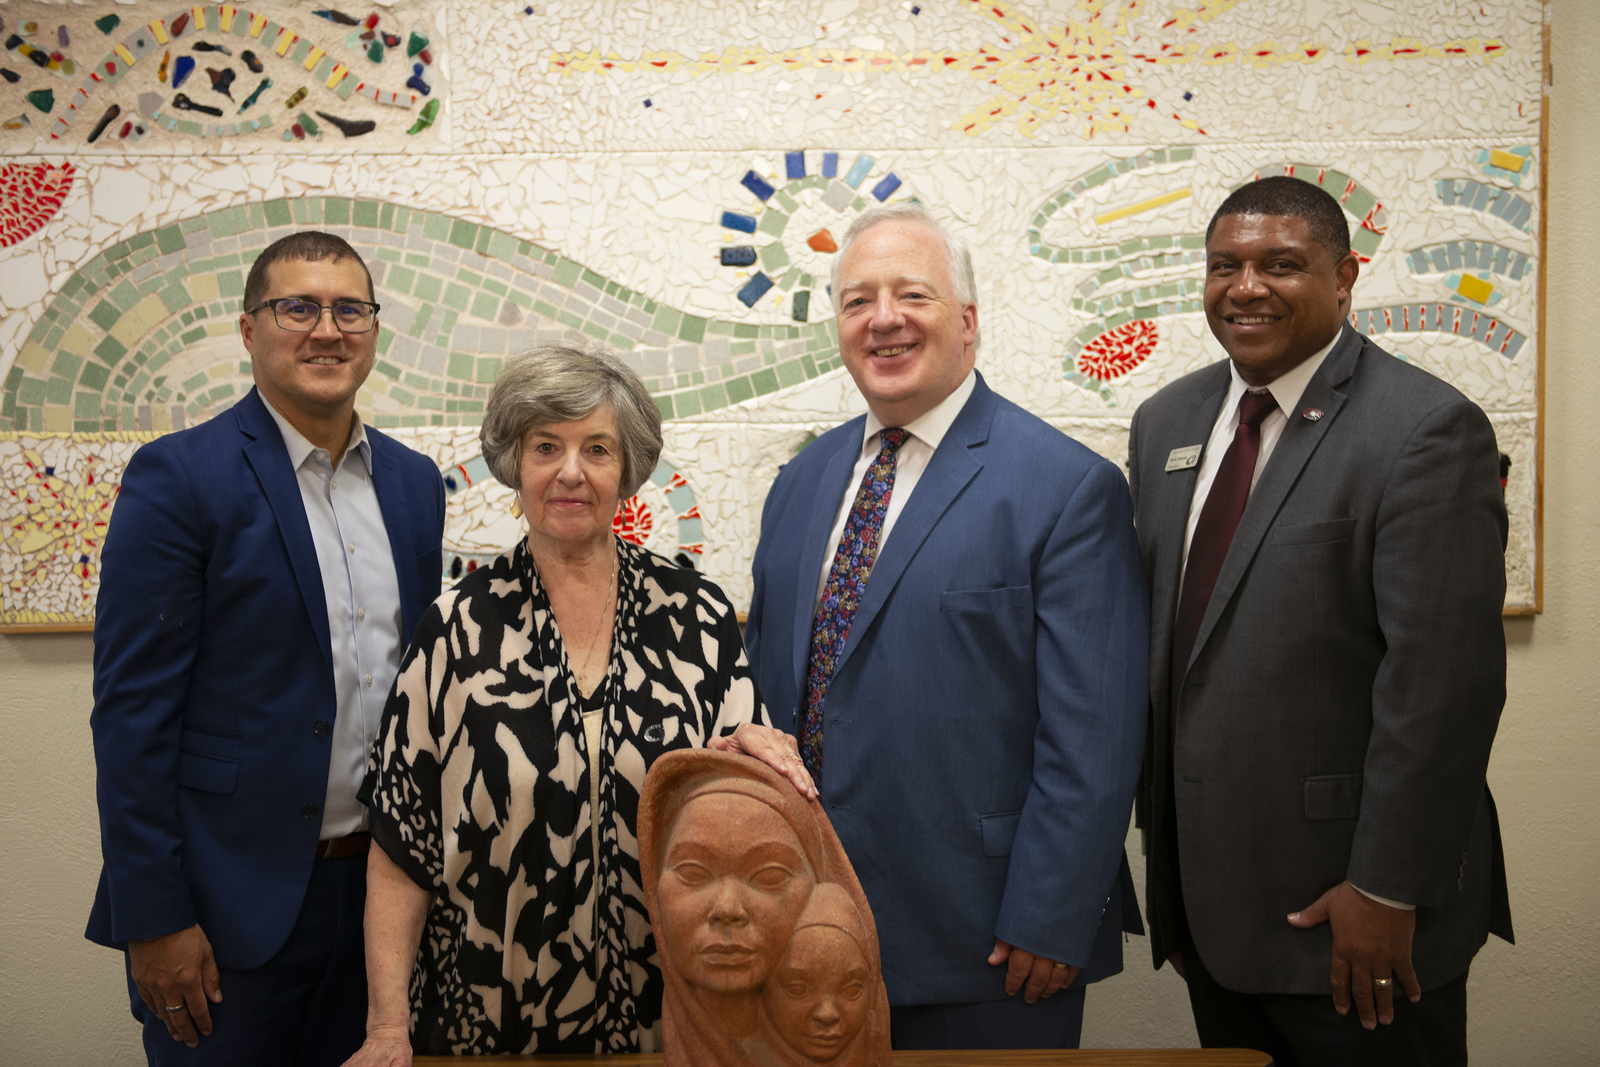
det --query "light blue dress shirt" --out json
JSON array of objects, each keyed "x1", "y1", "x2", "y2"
[{"x1": 262, "y1": 399, "x2": 404, "y2": 839}]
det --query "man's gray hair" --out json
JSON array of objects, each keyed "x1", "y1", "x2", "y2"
[
  {"x1": 480, "y1": 342, "x2": 664, "y2": 499},
  {"x1": 830, "y1": 202, "x2": 980, "y2": 351}
]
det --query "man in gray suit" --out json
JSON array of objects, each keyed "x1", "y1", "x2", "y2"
[{"x1": 1128, "y1": 176, "x2": 1512, "y2": 1066}]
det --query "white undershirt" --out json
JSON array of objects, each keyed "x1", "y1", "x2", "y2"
[{"x1": 814, "y1": 370, "x2": 977, "y2": 604}]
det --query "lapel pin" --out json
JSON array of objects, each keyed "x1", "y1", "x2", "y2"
[{"x1": 1302, "y1": 407, "x2": 1324, "y2": 421}]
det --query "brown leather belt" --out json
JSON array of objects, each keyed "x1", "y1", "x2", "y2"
[{"x1": 316, "y1": 832, "x2": 371, "y2": 859}]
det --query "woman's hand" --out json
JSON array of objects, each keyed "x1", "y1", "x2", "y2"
[
  {"x1": 339, "y1": 1024, "x2": 412, "y2": 1067},
  {"x1": 708, "y1": 723, "x2": 818, "y2": 799}
]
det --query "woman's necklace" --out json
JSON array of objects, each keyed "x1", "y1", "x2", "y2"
[{"x1": 575, "y1": 547, "x2": 618, "y2": 695}]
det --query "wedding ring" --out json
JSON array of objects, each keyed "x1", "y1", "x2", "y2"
[
  {"x1": 1372, "y1": 978, "x2": 1392, "y2": 988},
  {"x1": 1052, "y1": 962, "x2": 1069, "y2": 970},
  {"x1": 164, "y1": 1003, "x2": 185, "y2": 1012}
]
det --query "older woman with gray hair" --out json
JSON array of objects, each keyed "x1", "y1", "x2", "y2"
[{"x1": 344, "y1": 343, "x2": 812, "y2": 1063}]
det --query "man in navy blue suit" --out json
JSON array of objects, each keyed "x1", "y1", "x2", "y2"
[
  {"x1": 745, "y1": 204, "x2": 1149, "y2": 1049},
  {"x1": 86, "y1": 231, "x2": 445, "y2": 1065}
]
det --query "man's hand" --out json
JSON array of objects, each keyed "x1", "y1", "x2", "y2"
[
  {"x1": 340, "y1": 1023, "x2": 413, "y2": 1067},
  {"x1": 988, "y1": 939, "x2": 1079, "y2": 1004},
  {"x1": 129, "y1": 924, "x2": 223, "y2": 1047},
  {"x1": 1288, "y1": 880, "x2": 1421, "y2": 1029},
  {"x1": 708, "y1": 723, "x2": 818, "y2": 799}
]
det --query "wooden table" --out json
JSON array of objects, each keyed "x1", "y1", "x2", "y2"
[{"x1": 416, "y1": 1052, "x2": 1271, "y2": 1066}]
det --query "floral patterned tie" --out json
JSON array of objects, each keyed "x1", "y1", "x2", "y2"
[{"x1": 800, "y1": 427, "x2": 910, "y2": 783}]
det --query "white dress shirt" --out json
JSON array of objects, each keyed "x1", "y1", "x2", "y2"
[
  {"x1": 262, "y1": 398, "x2": 404, "y2": 840},
  {"x1": 815, "y1": 369, "x2": 978, "y2": 604},
  {"x1": 1179, "y1": 327, "x2": 1412, "y2": 910}
]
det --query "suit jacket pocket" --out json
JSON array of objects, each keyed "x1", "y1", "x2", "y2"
[
  {"x1": 1303, "y1": 773, "x2": 1363, "y2": 821},
  {"x1": 941, "y1": 585, "x2": 1032, "y2": 614},
  {"x1": 980, "y1": 810, "x2": 1023, "y2": 856},
  {"x1": 178, "y1": 751, "x2": 240, "y2": 795},
  {"x1": 1270, "y1": 517, "x2": 1357, "y2": 546},
  {"x1": 178, "y1": 729, "x2": 240, "y2": 795}
]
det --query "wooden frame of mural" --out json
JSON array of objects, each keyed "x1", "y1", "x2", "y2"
[{"x1": 0, "y1": 0, "x2": 1551, "y2": 632}]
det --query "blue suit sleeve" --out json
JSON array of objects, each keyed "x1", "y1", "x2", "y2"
[
  {"x1": 89, "y1": 441, "x2": 206, "y2": 945},
  {"x1": 993, "y1": 458, "x2": 1150, "y2": 966}
]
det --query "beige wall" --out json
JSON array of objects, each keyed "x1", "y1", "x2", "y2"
[{"x1": 3, "y1": 1, "x2": 1596, "y2": 1061}]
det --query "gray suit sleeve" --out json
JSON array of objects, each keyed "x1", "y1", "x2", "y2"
[{"x1": 1348, "y1": 396, "x2": 1507, "y2": 907}]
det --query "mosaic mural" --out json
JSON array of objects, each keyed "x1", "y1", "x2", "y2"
[{"x1": 0, "y1": 0, "x2": 1546, "y2": 627}]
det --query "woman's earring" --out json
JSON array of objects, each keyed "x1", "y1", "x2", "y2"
[{"x1": 510, "y1": 495, "x2": 523, "y2": 519}]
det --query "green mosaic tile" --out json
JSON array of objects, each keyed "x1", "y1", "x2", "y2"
[
  {"x1": 679, "y1": 315, "x2": 706, "y2": 344},
  {"x1": 446, "y1": 352, "x2": 473, "y2": 381},
  {"x1": 74, "y1": 391, "x2": 102, "y2": 417},
  {"x1": 353, "y1": 200, "x2": 380, "y2": 228},
  {"x1": 470, "y1": 292, "x2": 498, "y2": 321},
  {"x1": 180, "y1": 326, "x2": 206, "y2": 345},
  {"x1": 94, "y1": 336, "x2": 127, "y2": 365},
  {"x1": 208, "y1": 205, "x2": 249, "y2": 238},
  {"x1": 152, "y1": 224, "x2": 187, "y2": 255},
  {"x1": 532, "y1": 299, "x2": 558, "y2": 319},
  {"x1": 374, "y1": 360, "x2": 400, "y2": 381},
  {"x1": 80, "y1": 362, "x2": 110, "y2": 391},
  {"x1": 698, "y1": 381, "x2": 727, "y2": 410},
  {"x1": 481, "y1": 278, "x2": 508, "y2": 298},
  {"x1": 109, "y1": 279, "x2": 141, "y2": 312},
  {"x1": 182, "y1": 372, "x2": 208, "y2": 392},
  {"x1": 386, "y1": 265, "x2": 415, "y2": 295},
  {"x1": 88, "y1": 301, "x2": 120, "y2": 332},
  {"x1": 554, "y1": 309, "x2": 583, "y2": 331},
  {"x1": 218, "y1": 271, "x2": 244, "y2": 298},
  {"x1": 159, "y1": 282, "x2": 190, "y2": 314},
  {"x1": 45, "y1": 376, "x2": 72, "y2": 404},
  {"x1": 485, "y1": 230, "x2": 518, "y2": 262},
  {"x1": 474, "y1": 227, "x2": 493, "y2": 255},
  {"x1": 422, "y1": 213, "x2": 450, "y2": 242},
  {"x1": 448, "y1": 219, "x2": 477, "y2": 250},
  {"x1": 581, "y1": 322, "x2": 608, "y2": 342},
  {"x1": 475, "y1": 357, "x2": 501, "y2": 383},
  {"x1": 777, "y1": 359, "x2": 806, "y2": 388},
  {"x1": 413, "y1": 274, "x2": 442, "y2": 302},
  {"x1": 550, "y1": 258, "x2": 581, "y2": 288},
  {"x1": 52, "y1": 351, "x2": 84, "y2": 380},
  {"x1": 724, "y1": 376, "x2": 754, "y2": 404},
  {"x1": 379, "y1": 203, "x2": 395, "y2": 230},
  {"x1": 733, "y1": 323, "x2": 759, "y2": 339}
]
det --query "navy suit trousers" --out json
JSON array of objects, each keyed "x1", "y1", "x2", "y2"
[{"x1": 134, "y1": 853, "x2": 368, "y2": 1067}]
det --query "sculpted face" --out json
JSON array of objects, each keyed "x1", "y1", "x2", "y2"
[
  {"x1": 763, "y1": 925, "x2": 871, "y2": 1063},
  {"x1": 657, "y1": 792, "x2": 816, "y2": 993}
]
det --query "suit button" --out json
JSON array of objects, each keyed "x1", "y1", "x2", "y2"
[
  {"x1": 301, "y1": 804, "x2": 318, "y2": 819},
  {"x1": 313, "y1": 720, "x2": 330, "y2": 737}
]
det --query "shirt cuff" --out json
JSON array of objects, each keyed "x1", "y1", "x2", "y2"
[{"x1": 1352, "y1": 883, "x2": 1415, "y2": 911}]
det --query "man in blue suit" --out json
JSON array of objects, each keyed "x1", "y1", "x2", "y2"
[
  {"x1": 86, "y1": 231, "x2": 445, "y2": 1065},
  {"x1": 745, "y1": 203, "x2": 1148, "y2": 1049}
]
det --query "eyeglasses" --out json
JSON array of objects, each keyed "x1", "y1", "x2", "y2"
[{"x1": 245, "y1": 298, "x2": 381, "y2": 333}]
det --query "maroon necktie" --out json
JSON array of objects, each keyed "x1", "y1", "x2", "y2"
[{"x1": 1171, "y1": 391, "x2": 1277, "y2": 708}]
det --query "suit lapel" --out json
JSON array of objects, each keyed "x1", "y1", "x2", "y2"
[
  {"x1": 829, "y1": 378, "x2": 992, "y2": 678},
  {"x1": 367, "y1": 428, "x2": 421, "y2": 642},
  {"x1": 790, "y1": 422, "x2": 865, "y2": 695},
  {"x1": 236, "y1": 389, "x2": 334, "y2": 676},
  {"x1": 1149, "y1": 367, "x2": 1231, "y2": 714},
  {"x1": 1185, "y1": 331, "x2": 1360, "y2": 672}
]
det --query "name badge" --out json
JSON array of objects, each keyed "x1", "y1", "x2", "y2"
[{"x1": 1165, "y1": 445, "x2": 1202, "y2": 472}]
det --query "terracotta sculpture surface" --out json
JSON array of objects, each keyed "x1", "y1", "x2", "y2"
[{"x1": 640, "y1": 749, "x2": 891, "y2": 1067}]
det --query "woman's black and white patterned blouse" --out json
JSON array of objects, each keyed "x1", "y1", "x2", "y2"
[{"x1": 361, "y1": 536, "x2": 767, "y2": 1055}]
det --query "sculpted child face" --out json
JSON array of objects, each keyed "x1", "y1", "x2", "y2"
[
  {"x1": 657, "y1": 791, "x2": 816, "y2": 993},
  {"x1": 763, "y1": 925, "x2": 872, "y2": 1062}
]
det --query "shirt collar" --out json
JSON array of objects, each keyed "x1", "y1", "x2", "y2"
[
  {"x1": 862, "y1": 368, "x2": 978, "y2": 456},
  {"x1": 1226, "y1": 325, "x2": 1344, "y2": 416},
  {"x1": 259, "y1": 393, "x2": 371, "y2": 474}
]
